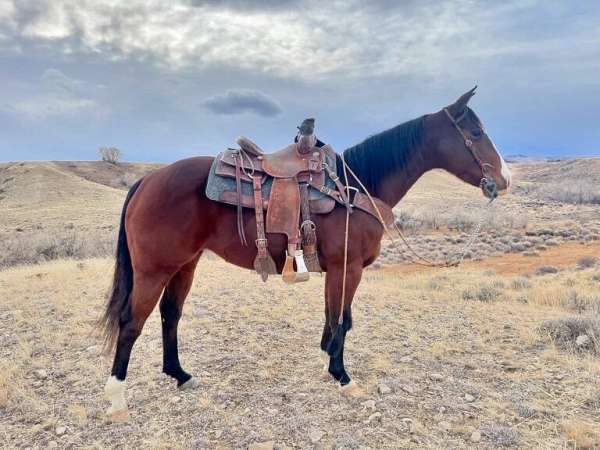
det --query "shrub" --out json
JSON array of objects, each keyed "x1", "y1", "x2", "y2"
[
  {"x1": 539, "y1": 316, "x2": 600, "y2": 354},
  {"x1": 511, "y1": 277, "x2": 532, "y2": 290},
  {"x1": 536, "y1": 265, "x2": 558, "y2": 275},
  {"x1": 577, "y1": 256, "x2": 598, "y2": 269},
  {"x1": 99, "y1": 147, "x2": 121, "y2": 164},
  {"x1": 535, "y1": 181, "x2": 600, "y2": 205},
  {"x1": 0, "y1": 230, "x2": 115, "y2": 268},
  {"x1": 462, "y1": 284, "x2": 501, "y2": 302},
  {"x1": 120, "y1": 172, "x2": 139, "y2": 188},
  {"x1": 482, "y1": 425, "x2": 521, "y2": 447}
]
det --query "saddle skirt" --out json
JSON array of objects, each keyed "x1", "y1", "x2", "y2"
[{"x1": 206, "y1": 144, "x2": 338, "y2": 214}]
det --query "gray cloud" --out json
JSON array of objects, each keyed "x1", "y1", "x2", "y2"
[
  {"x1": 202, "y1": 89, "x2": 282, "y2": 117},
  {"x1": 2, "y1": 68, "x2": 102, "y2": 120},
  {"x1": 187, "y1": 0, "x2": 305, "y2": 11},
  {"x1": 2, "y1": 0, "x2": 599, "y2": 82},
  {"x1": 1, "y1": 1, "x2": 600, "y2": 161}
]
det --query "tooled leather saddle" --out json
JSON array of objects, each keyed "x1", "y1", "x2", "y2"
[{"x1": 205, "y1": 119, "x2": 394, "y2": 283}]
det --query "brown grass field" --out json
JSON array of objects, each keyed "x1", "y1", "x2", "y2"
[{"x1": 1, "y1": 158, "x2": 599, "y2": 449}]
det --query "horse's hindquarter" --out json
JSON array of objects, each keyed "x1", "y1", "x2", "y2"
[{"x1": 125, "y1": 157, "x2": 218, "y2": 273}]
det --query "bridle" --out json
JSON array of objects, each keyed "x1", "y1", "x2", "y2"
[{"x1": 443, "y1": 107, "x2": 498, "y2": 200}]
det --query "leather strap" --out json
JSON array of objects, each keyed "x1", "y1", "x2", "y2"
[
  {"x1": 299, "y1": 183, "x2": 318, "y2": 260},
  {"x1": 234, "y1": 152, "x2": 247, "y2": 246},
  {"x1": 253, "y1": 175, "x2": 268, "y2": 258},
  {"x1": 323, "y1": 163, "x2": 352, "y2": 213}
]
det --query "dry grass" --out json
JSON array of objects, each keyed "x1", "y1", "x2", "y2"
[
  {"x1": 1, "y1": 158, "x2": 599, "y2": 448},
  {"x1": 1, "y1": 258, "x2": 600, "y2": 449}
]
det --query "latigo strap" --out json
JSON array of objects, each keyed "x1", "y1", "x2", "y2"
[
  {"x1": 299, "y1": 183, "x2": 321, "y2": 273},
  {"x1": 252, "y1": 175, "x2": 276, "y2": 281},
  {"x1": 234, "y1": 152, "x2": 247, "y2": 246}
]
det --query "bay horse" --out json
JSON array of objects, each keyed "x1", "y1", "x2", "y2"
[{"x1": 101, "y1": 87, "x2": 511, "y2": 419}]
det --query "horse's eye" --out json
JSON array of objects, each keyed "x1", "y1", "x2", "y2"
[{"x1": 471, "y1": 128, "x2": 482, "y2": 139}]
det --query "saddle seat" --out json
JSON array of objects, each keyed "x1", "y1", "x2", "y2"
[{"x1": 237, "y1": 136, "x2": 325, "y2": 179}]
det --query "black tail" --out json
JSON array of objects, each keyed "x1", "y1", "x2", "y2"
[{"x1": 99, "y1": 178, "x2": 143, "y2": 352}]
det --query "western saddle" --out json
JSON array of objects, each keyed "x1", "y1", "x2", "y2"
[{"x1": 205, "y1": 118, "x2": 394, "y2": 283}]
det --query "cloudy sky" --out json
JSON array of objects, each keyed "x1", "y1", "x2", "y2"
[{"x1": 1, "y1": 0, "x2": 599, "y2": 162}]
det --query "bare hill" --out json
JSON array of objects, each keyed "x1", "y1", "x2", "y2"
[{"x1": 0, "y1": 158, "x2": 599, "y2": 268}]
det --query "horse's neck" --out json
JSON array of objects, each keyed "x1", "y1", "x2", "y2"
[{"x1": 374, "y1": 145, "x2": 431, "y2": 207}]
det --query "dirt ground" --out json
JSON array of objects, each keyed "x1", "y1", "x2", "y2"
[{"x1": 1, "y1": 254, "x2": 599, "y2": 449}]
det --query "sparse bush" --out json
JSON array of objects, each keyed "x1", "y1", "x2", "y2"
[
  {"x1": 462, "y1": 284, "x2": 501, "y2": 302},
  {"x1": 535, "y1": 181, "x2": 600, "y2": 205},
  {"x1": 536, "y1": 265, "x2": 558, "y2": 275},
  {"x1": 482, "y1": 424, "x2": 521, "y2": 447},
  {"x1": 0, "y1": 230, "x2": 115, "y2": 268},
  {"x1": 99, "y1": 146, "x2": 122, "y2": 164},
  {"x1": 511, "y1": 277, "x2": 532, "y2": 290},
  {"x1": 120, "y1": 172, "x2": 139, "y2": 188},
  {"x1": 577, "y1": 256, "x2": 598, "y2": 269},
  {"x1": 539, "y1": 316, "x2": 600, "y2": 354},
  {"x1": 564, "y1": 291, "x2": 600, "y2": 314}
]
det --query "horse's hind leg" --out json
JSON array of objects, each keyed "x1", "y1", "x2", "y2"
[
  {"x1": 105, "y1": 271, "x2": 168, "y2": 420},
  {"x1": 160, "y1": 254, "x2": 201, "y2": 389}
]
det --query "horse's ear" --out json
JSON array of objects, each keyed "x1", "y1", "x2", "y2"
[{"x1": 448, "y1": 86, "x2": 477, "y2": 117}]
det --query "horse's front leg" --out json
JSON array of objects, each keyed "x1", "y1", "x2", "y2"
[{"x1": 322, "y1": 262, "x2": 365, "y2": 397}]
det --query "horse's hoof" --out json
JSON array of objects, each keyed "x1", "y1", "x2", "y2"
[
  {"x1": 105, "y1": 407, "x2": 130, "y2": 423},
  {"x1": 339, "y1": 380, "x2": 366, "y2": 398},
  {"x1": 178, "y1": 377, "x2": 200, "y2": 391}
]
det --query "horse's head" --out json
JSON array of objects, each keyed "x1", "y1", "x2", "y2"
[{"x1": 427, "y1": 87, "x2": 511, "y2": 199}]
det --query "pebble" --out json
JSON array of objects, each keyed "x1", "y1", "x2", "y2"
[
  {"x1": 34, "y1": 369, "x2": 48, "y2": 380},
  {"x1": 365, "y1": 412, "x2": 382, "y2": 424},
  {"x1": 55, "y1": 426, "x2": 67, "y2": 436},
  {"x1": 400, "y1": 355, "x2": 412, "y2": 363},
  {"x1": 361, "y1": 399, "x2": 376, "y2": 410},
  {"x1": 378, "y1": 383, "x2": 392, "y2": 395},
  {"x1": 576, "y1": 334, "x2": 590, "y2": 347},
  {"x1": 48, "y1": 442, "x2": 58, "y2": 449},
  {"x1": 248, "y1": 441, "x2": 274, "y2": 450},
  {"x1": 464, "y1": 393, "x2": 476, "y2": 402},
  {"x1": 470, "y1": 430, "x2": 482, "y2": 442},
  {"x1": 86, "y1": 345, "x2": 100, "y2": 354},
  {"x1": 308, "y1": 428, "x2": 324, "y2": 444},
  {"x1": 401, "y1": 385, "x2": 415, "y2": 394},
  {"x1": 438, "y1": 421, "x2": 450, "y2": 432},
  {"x1": 429, "y1": 373, "x2": 443, "y2": 381},
  {"x1": 169, "y1": 396, "x2": 181, "y2": 404}
]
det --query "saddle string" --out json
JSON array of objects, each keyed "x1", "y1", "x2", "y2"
[{"x1": 339, "y1": 151, "x2": 351, "y2": 326}]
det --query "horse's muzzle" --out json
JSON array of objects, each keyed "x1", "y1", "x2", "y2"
[{"x1": 481, "y1": 178, "x2": 498, "y2": 199}]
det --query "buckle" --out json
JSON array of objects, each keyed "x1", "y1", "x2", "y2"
[{"x1": 255, "y1": 238, "x2": 268, "y2": 248}]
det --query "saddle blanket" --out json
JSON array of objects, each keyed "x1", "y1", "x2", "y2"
[{"x1": 205, "y1": 147, "x2": 338, "y2": 214}]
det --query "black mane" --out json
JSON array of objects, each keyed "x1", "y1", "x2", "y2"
[{"x1": 338, "y1": 116, "x2": 425, "y2": 195}]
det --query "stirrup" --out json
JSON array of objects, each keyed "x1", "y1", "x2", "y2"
[
  {"x1": 282, "y1": 250, "x2": 310, "y2": 284},
  {"x1": 294, "y1": 249, "x2": 310, "y2": 282}
]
